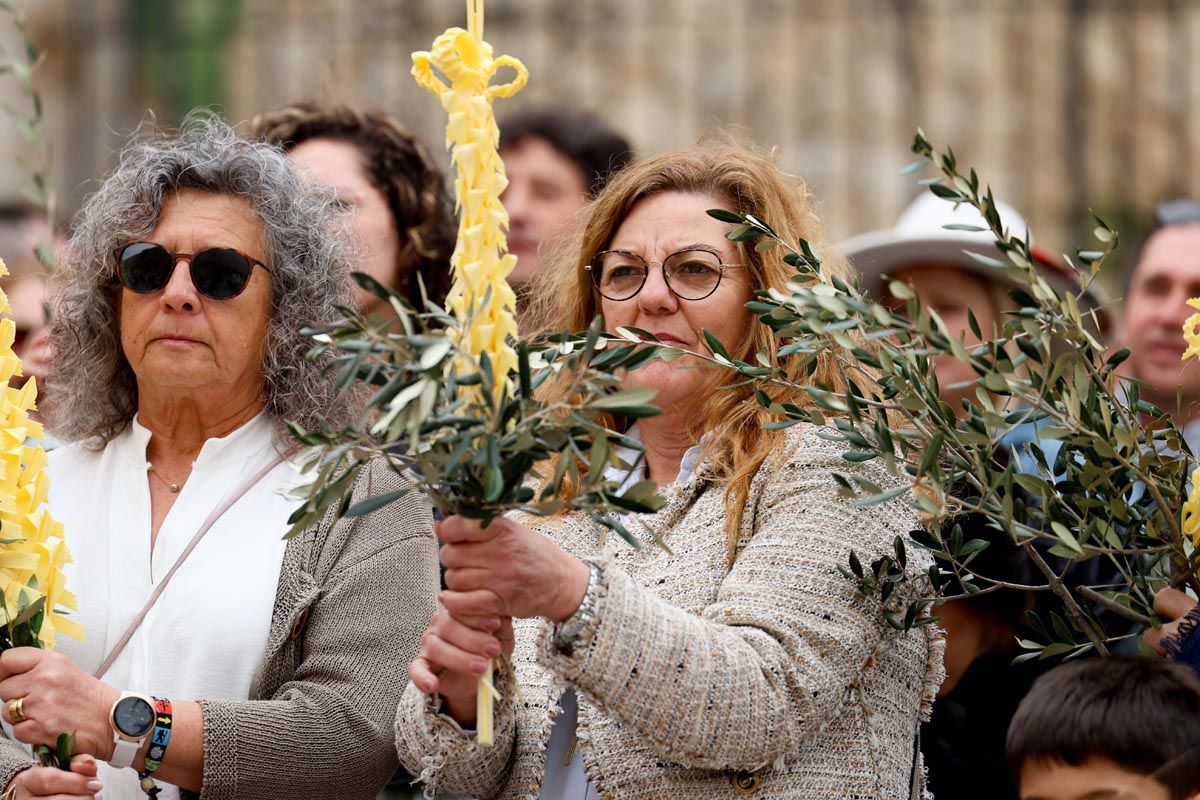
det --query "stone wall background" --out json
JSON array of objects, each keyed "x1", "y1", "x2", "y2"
[{"x1": 2, "y1": 0, "x2": 1198, "y2": 267}]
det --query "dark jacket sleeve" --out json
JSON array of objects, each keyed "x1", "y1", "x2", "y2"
[
  {"x1": 1165, "y1": 604, "x2": 1200, "y2": 680},
  {"x1": 198, "y1": 461, "x2": 439, "y2": 800}
]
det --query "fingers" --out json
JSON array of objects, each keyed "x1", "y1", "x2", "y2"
[
  {"x1": 431, "y1": 611, "x2": 502, "y2": 659},
  {"x1": 438, "y1": 542, "x2": 468, "y2": 569},
  {"x1": 14, "y1": 763, "x2": 102, "y2": 797},
  {"x1": 1144, "y1": 589, "x2": 1192, "y2": 657},
  {"x1": 409, "y1": 612, "x2": 516, "y2": 695},
  {"x1": 438, "y1": 589, "x2": 508, "y2": 618},
  {"x1": 69, "y1": 754, "x2": 99, "y2": 779},
  {"x1": 436, "y1": 611, "x2": 502, "y2": 633},
  {"x1": 0, "y1": 673, "x2": 34, "y2": 706},
  {"x1": 439, "y1": 541, "x2": 493, "y2": 570},
  {"x1": 0, "y1": 695, "x2": 23, "y2": 726},
  {"x1": 420, "y1": 630, "x2": 491, "y2": 678},
  {"x1": 0, "y1": 671, "x2": 32, "y2": 710},
  {"x1": 0, "y1": 648, "x2": 43, "y2": 682},
  {"x1": 443, "y1": 567, "x2": 493, "y2": 593},
  {"x1": 409, "y1": 656, "x2": 443, "y2": 695},
  {"x1": 1154, "y1": 588, "x2": 1197, "y2": 621},
  {"x1": 10, "y1": 718, "x2": 56, "y2": 748}
]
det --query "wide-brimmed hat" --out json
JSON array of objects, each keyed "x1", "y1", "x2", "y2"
[{"x1": 840, "y1": 193, "x2": 1110, "y2": 331}]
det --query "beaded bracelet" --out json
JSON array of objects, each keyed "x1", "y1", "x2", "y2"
[{"x1": 137, "y1": 697, "x2": 173, "y2": 798}]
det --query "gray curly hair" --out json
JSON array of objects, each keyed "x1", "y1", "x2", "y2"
[{"x1": 50, "y1": 114, "x2": 360, "y2": 448}]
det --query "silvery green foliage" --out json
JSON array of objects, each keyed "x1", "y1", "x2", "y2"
[
  {"x1": 287, "y1": 274, "x2": 666, "y2": 550},
  {"x1": 697, "y1": 132, "x2": 1195, "y2": 659}
]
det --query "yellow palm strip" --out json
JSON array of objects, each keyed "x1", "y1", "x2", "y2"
[
  {"x1": 411, "y1": 0, "x2": 527, "y2": 745},
  {"x1": 0, "y1": 258, "x2": 79, "y2": 648},
  {"x1": 1180, "y1": 298, "x2": 1200, "y2": 577}
]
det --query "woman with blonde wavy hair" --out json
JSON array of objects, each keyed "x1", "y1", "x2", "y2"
[{"x1": 395, "y1": 143, "x2": 944, "y2": 799}]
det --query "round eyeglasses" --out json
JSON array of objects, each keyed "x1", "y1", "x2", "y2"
[{"x1": 586, "y1": 246, "x2": 743, "y2": 301}]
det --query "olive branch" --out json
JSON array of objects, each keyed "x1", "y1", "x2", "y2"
[
  {"x1": 286, "y1": 275, "x2": 668, "y2": 550},
  {"x1": 631, "y1": 131, "x2": 1193, "y2": 661}
]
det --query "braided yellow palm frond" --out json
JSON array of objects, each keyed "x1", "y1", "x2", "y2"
[
  {"x1": 412, "y1": 5, "x2": 527, "y2": 408},
  {"x1": 411, "y1": 0, "x2": 527, "y2": 746}
]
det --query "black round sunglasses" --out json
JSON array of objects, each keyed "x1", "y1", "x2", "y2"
[{"x1": 115, "y1": 242, "x2": 269, "y2": 301}]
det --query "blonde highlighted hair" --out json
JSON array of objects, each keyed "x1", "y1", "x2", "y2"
[{"x1": 527, "y1": 143, "x2": 859, "y2": 560}]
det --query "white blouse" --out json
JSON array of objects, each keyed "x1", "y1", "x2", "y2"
[{"x1": 45, "y1": 413, "x2": 302, "y2": 800}]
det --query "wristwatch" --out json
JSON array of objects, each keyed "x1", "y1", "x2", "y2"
[
  {"x1": 109, "y1": 692, "x2": 156, "y2": 769},
  {"x1": 554, "y1": 561, "x2": 603, "y2": 656}
]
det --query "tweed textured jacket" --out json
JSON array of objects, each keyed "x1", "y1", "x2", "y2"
[
  {"x1": 396, "y1": 426, "x2": 945, "y2": 799},
  {"x1": 0, "y1": 457, "x2": 439, "y2": 800}
]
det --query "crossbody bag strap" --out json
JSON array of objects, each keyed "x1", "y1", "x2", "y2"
[{"x1": 93, "y1": 451, "x2": 289, "y2": 679}]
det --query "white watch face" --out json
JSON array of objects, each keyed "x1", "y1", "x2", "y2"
[{"x1": 113, "y1": 696, "x2": 155, "y2": 738}]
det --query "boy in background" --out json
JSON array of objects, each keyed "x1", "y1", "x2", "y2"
[{"x1": 1007, "y1": 657, "x2": 1200, "y2": 800}]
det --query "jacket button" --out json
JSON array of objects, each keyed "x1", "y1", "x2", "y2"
[
  {"x1": 289, "y1": 606, "x2": 312, "y2": 641},
  {"x1": 730, "y1": 770, "x2": 760, "y2": 795}
]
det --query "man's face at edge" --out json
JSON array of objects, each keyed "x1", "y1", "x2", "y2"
[
  {"x1": 1121, "y1": 223, "x2": 1200, "y2": 417},
  {"x1": 499, "y1": 136, "x2": 589, "y2": 287}
]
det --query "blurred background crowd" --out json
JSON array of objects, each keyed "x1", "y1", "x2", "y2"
[{"x1": 3, "y1": 0, "x2": 1198, "y2": 251}]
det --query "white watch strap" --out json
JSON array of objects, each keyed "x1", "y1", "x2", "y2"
[{"x1": 110, "y1": 735, "x2": 140, "y2": 769}]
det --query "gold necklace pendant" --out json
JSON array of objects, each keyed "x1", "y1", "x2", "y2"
[{"x1": 149, "y1": 464, "x2": 187, "y2": 493}]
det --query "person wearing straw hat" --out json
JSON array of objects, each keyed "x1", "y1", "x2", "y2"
[
  {"x1": 842, "y1": 194, "x2": 1111, "y2": 800},
  {"x1": 841, "y1": 193, "x2": 1110, "y2": 418}
]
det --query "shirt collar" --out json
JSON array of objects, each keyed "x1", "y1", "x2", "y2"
[
  {"x1": 121, "y1": 411, "x2": 277, "y2": 470},
  {"x1": 605, "y1": 424, "x2": 705, "y2": 490}
]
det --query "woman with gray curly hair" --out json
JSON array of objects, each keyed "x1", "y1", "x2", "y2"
[{"x1": 0, "y1": 117, "x2": 438, "y2": 800}]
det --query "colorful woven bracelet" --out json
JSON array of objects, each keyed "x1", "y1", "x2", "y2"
[{"x1": 137, "y1": 697, "x2": 173, "y2": 798}]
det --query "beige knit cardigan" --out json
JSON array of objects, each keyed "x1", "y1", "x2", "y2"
[
  {"x1": 395, "y1": 426, "x2": 945, "y2": 799},
  {"x1": 0, "y1": 457, "x2": 439, "y2": 800}
]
